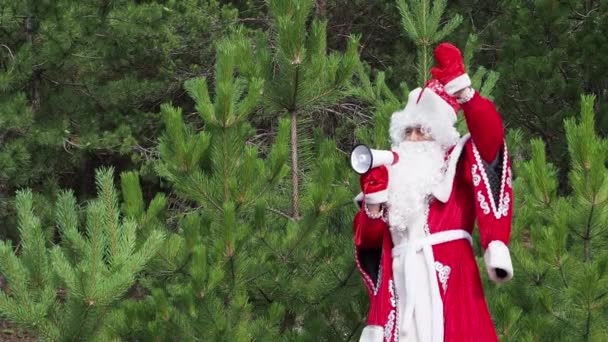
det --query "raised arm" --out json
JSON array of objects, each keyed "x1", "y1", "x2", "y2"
[
  {"x1": 431, "y1": 43, "x2": 505, "y2": 163},
  {"x1": 459, "y1": 90, "x2": 504, "y2": 162},
  {"x1": 433, "y1": 43, "x2": 513, "y2": 283}
]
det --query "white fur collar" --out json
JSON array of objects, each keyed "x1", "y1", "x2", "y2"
[{"x1": 431, "y1": 134, "x2": 471, "y2": 203}]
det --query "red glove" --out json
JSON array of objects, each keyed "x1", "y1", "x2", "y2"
[
  {"x1": 430, "y1": 42, "x2": 471, "y2": 96},
  {"x1": 359, "y1": 166, "x2": 389, "y2": 204}
]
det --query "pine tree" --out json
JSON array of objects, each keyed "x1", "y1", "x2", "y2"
[
  {"x1": 112, "y1": 35, "x2": 288, "y2": 341},
  {"x1": 470, "y1": 0, "x2": 608, "y2": 171},
  {"x1": 492, "y1": 95, "x2": 608, "y2": 341},
  {"x1": 0, "y1": 168, "x2": 165, "y2": 341},
  {"x1": 113, "y1": 0, "x2": 366, "y2": 338},
  {"x1": 252, "y1": 0, "x2": 360, "y2": 219},
  {"x1": 0, "y1": 0, "x2": 235, "y2": 239}
]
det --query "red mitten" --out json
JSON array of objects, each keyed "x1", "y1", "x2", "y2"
[
  {"x1": 360, "y1": 166, "x2": 389, "y2": 204},
  {"x1": 430, "y1": 42, "x2": 471, "y2": 95}
]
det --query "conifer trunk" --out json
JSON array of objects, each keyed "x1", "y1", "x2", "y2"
[
  {"x1": 316, "y1": 0, "x2": 326, "y2": 17},
  {"x1": 584, "y1": 205, "x2": 594, "y2": 261},
  {"x1": 290, "y1": 109, "x2": 300, "y2": 219}
]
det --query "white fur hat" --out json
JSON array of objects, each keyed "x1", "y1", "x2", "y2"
[{"x1": 389, "y1": 79, "x2": 460, "y2": 149}]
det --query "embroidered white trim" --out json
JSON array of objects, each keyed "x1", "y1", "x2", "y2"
[
  {"x1": 373, "y1": 265, "x2": 383, "y2": 296},
  {"x1": 506, "y1": 166, "x2": 512, "y2": 188},
  {"x1": 389, "y1": 279, "x2": 397, "y2": 307},
  {"x1": 354, "y1": 247, "x2": 376, "y2": 294},
  {"x1": 471, "y1": 141, "x2": 510, "y2": 219},
  {"x1": 385, "y1": 310, "x2": 396, "y2": 342},
  {"x1": 365, "y1": 203, "x2": 384, "y2": 219},
  {"x1": 499, "y1": 192, "x2": 510, "y2": 217},
  {"x1": 471, "y1": 164, "x2": 481, "y2": 186},
  {"x1": 434, "y1": 261, "x2": 451, "y2": 293},
  {"x1": 477, "y1": 190, "x2": 491, "y2": 215},
  {"x1": 388, "y1": 279, "x2": 398, "y2": 342}
]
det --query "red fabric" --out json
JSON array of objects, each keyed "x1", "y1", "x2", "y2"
[
  {"x1": 431, "y1": 43, "x2": 466, "y2": 85},
  {"x1": 423, "y1": 79, "x2": 461, "y2": 113},
  {"x1": 461, "y1": 92, "x2": 504, "y2": 162},
  {"x1": 359, "y1": 165, "x2": 389, "y2": 198},
  {"x1": 353, "y1": 215, "x2": 397, "y2": 339},
  {"x1": 353, "y1": 204, "x2": 386, "y2": 249}
]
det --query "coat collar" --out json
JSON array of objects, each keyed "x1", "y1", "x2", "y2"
[{"x1": 432, "y1": 134, "x2": 471, "y2": 203}]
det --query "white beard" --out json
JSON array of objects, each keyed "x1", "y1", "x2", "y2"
[{"x1": 387, "y1": 141, "x2": 446, "y2": 233}]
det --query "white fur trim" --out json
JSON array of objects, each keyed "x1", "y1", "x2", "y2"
[
  {"x1": 444, "y1": 73, "x2": 471, "y2": 95},
  {"x1": 432, "y1": 134, "x2": 471, "y2": 202},
  {"x1": 391, "y1": 230, "x2": 471, "y2": 342},
  {"x1": 354, "y1": 192, "x2": 364, "y2": 207},
  {"x1": 456, "y1": 87, "x2": 475, "y2": 104},
  {"x1": 359, "y1": 325, "x2": 384, "y2": 342},
  {"x1": 484, "y1": 240, "x2": 514, "y2": 283},
  {"x1": 390, "y1": 87, "x2": 459, "y2": 149},
  {"x1": 364, "y1": 189, "x2": 388, "y2": 205}
]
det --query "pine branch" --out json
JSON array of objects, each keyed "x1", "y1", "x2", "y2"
[{"x1": 265, "y1": 207, "x2": 295, "y2": 221}]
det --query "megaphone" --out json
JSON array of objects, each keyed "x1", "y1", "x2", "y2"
[{"x1": 350, "y1": 144, "x2": 399, "y2": 174}]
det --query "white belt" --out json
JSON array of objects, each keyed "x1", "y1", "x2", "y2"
[{"x1": 391, "y1": 229, "x2": 473, "y2": 342}]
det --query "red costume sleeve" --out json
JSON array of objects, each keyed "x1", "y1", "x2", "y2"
[
  {"x1": 461, "y1": 92, "x2": 504, "y2": 163},
  {"x1": 460, "y1": 91, "x2": 514, "y2": 283},
  {"x1": 353, "y1": 201, "x2": 387, "y2": 249},
  {"x1": 466, "y1": 140, "x2": 514, "y2": 283}
]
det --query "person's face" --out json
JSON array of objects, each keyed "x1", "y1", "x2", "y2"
[{"x1": 404, "y1": 125, "x2": 433, "y2": 142}]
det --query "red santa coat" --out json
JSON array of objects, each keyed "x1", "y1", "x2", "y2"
[{"x1": 354, "y1": 92, "x2": 513, "y2": 342}]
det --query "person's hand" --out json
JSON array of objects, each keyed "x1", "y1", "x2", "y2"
[
  {"x1": 359, "y1": 166, "x2": 388, "y2": 205},
  {"x1": 430, "y1": 42, "x2": 471, "y2": 95}
]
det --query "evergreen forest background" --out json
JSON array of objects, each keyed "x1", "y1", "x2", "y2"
[{"x1": 1, "y1": 0, "x2": 607, "y2": 341}]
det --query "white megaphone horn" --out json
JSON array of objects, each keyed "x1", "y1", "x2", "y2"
[{"x1": 350, "y1": 144, "x2": 399, "y2": 175}]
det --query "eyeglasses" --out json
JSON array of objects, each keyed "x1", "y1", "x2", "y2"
[{"x1": 403, "y1": 126, "x2": 431, "y2": 140}]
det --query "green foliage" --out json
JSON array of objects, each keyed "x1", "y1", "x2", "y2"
[
  {"x1": 471, "y1": 0, "x2": 608, "y2": 171},
  {"x1": 396, "y1": 0, "x2": 463, "y2": 84},
  {"x1": 0, "y1": 0, "x2": 235, "y2": 240},
  {"x1": 114, "y1": 36, "x2": 290, "y2": 340},
  {"x1": 492, "y1": 95, "x2": 608, "y2": 340},
  {"x1": 245, "y1": 0, "x2": 360, "y2": 217},
  {"x1": 0, "y1": 168, "x2": 165, "y2": 341},
  {"x1": 260, "y1": 0, "x2": 360, "y2": 112},
  {"x1": 114, "y1": 12, "x2": 367, "y2": 336},
  {"x1": 3, "y1": 0, "x2": 608, "y2": 340},
  {"x1": 353, "y1": 0, "x2": 500, "y2": 142}
]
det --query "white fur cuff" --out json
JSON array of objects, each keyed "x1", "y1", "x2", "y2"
[
  {"x1": 484, "y1": 240, "x2": 513, "y2": 283},
  {"x1": 444, "y1": 73, "x2": 471, "y2": 96},
  {"x1": 359, "y1": 325, "x2": 384, "y2": 342},
  {"x1": 364, "y1": 189, "x2": 388, "y2": 205},
  {"x1": 354, "y1": 192, "x2": 364, "y2": 207}
]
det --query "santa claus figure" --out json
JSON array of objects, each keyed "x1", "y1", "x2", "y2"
[{"x1": 353, "y1": 43, "x2": 513, "y2": 342}]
